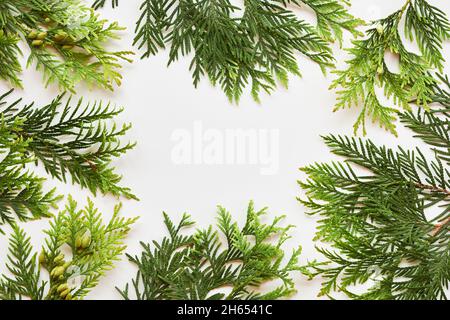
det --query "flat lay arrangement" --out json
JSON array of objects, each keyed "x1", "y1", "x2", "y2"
[{"x1": 0, "y1": 0, "x2": 448, "y2": 301}]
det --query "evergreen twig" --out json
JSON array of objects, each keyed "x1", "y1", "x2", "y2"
[
  {"x1": 118, "y1": 202, "x2": 305, "y2": 300},
  {"x1": 93, "y1": 0, "x2": 362, "y2": 102}
]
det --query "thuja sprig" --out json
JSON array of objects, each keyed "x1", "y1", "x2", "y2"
[
  {"x1": 0, "y1": 197, "x2": 137, "y2": 300},
  {"x1": 94, "y1": 0, "x2": 362, "y2": 102},
  {"x1": 118, "y1": 202, "x2": 304, "y2": 300},
  {"x1": 0, "y1": 31, "x2": 22, "y2": 87},
  {"x1": 0, "y1": 90, "x2": 136, "y2": 232},
  {"x1": 400, "y1": 74, "x2": 450, "y2": 167},
  {"x1": 0, "y1": 0, "x2": 132, "y2": 91},
  {"x1": 299, "y1": 75, "x2": 449, "y2": 300},
  {"x1": 331, "y1": 0, "x2": 450, "y2": 135},
  {"x1": 0, "y1": 118, "x2": 59, "y2": 232}
]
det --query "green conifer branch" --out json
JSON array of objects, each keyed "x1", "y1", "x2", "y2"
[
  {"x1": 0, "y1": 90, "x2": 136, "y2": 232},
  {"x1": 93, "y1": 0, "x2": 362, "y2": 102},
  {"x1": 299, "y1": 74, "x2": 450, "y2": 300},
  {"x1": 0, "y1": 0, "x2": 133, "y2": 91},
  {"x1": 0, "y1": 196, "x2": 137, "y2": 300},
  {"x1": 118, "y1": 202, "x2": 304, "y2": 300},
  {"x1": 331, "y1": 0, "x2": 450, "y2": 135},
  {"x1": 295, "y1": 0, "x2": 363, "y2": 45}
]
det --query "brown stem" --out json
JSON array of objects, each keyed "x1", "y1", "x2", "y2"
[
  {"x1": 86, "y1": 159, "x2": 98, "y2": 172},
  {"x1": 415, "y1": 183, "x2": 450, "y2": 236},
  {"x1": 415, "y1": 183, "x2": 450, "y2": 196},
  {"x1": 431, "y1": 217, "x2": 450, "y2": 236}
]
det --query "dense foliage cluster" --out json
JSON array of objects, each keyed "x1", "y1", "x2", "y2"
[
  {"x1": 300, "y1": 74, "x2": 449, "y2": 299},
  {"x1": 119, "y1": 202, "x2": 304, "y2": 300},
  {"x1": 0, "y1": 90, "x2": 135, "y2": 232},
  {"x1": 0, "y1": 197, "x2": 137, "y2": 300},
  {"x1": 93, "y1": 0, "x2": 362, "y2": 102},
  {"x1": 332, "y1": 0, "x2": 450, "y2": 135},
  {"x1": 0, "y1": 0, "x2": 132, "y2": 91}
]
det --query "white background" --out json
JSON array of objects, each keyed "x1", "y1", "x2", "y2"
[{"x1": 0, "y1": 0, "x2": 449, "y2": 300}]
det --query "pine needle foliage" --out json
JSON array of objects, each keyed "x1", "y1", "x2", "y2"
[
  {"x1": 0, "y1": 196, "x2": 137, "y2": 300},
  {"x1": 0, "y1": 0, "x2": 132, "y2": 91},
  {"x1": 93, "y1": 0, "x2": 362, "y2": 102},
  {"x1": 118, "y1": 202, "x2": 304, "y2": 300},
  {"x1": 331, "y1": 0, "x2": 450, "y2": 135},
  {"x1": 0, "y1": 90, "x2": 135, "y2": 232},
  {"x1": 299, "y1": 75, "x2": 450, "y2": 300}
]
